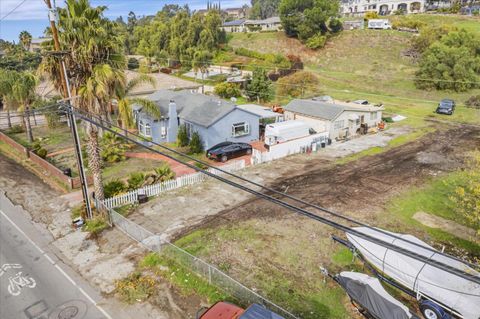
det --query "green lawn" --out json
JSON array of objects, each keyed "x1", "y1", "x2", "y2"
[{"x1": 383, "y1": 171, "x2": 480, "y2": 256}]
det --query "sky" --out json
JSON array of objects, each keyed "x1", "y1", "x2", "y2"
[{"x1": 0, "y1": 0, "x2": 249, "y2": 42}]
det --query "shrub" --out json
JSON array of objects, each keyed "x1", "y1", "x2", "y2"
[
  {"x1": 177, "y1": 124, "x2": 189, "y2": 147},
  {"x1": 127, "y1": 172, "x2": 145, "y2": 190},
  {"x1": 104, "y1": 179, "x2": 127, "y2": 198},
  {"x1": 246, "y1": 68, "x2": 273, "y2": 102},
  {"x1": 214, "y1": 82, "x2": 241, "y2": 99},
  {"x1": 465, "y1": 95, "x2": 480, "y2": 109},
  {"x1": 329, "y1": 18, "x2": 343, "y2": 33},
  {"x1": 127, "y1": 57, "x2": 140, "y2": 70},
  {"x1": 8, "y1": 124, "x2": 24, "y2": 134},
  {"x1": 154, "y1": 164, "x2": 176, "y2": 182},
  {"x1": 306, "y1": 34, "x2": 327, "y2": 50},
  {"x1": 194, "y1": 162, "x2": 208, "y2": 170},
  {"x1": 116, "y1": 272, "x2": 157, "y2": 304},
  {"x1": 84, "y1": 216, "x2": 108, "y2": 236},
  {"x1": 189, "y1": 132, "x2": 203, "y2": 154},
  {"x1": 391, "y1": 16, "x2": 426, "y2": 30},
  {"x1": 36, "y1": 148, "x2": 48, "y2": 159},
  {"x1": 101, "y1": 132, "x2": 129, "y2": 163},
  {"x1": 364, "y1": 11, "x2": 379, "y2": 20},
  {"x1": 277, "y1": 71, "x2": 319, "y2": 97},
  {"x1": 411, "y1": 24, "x2": 457, "y2": 53},
  {"x1": 45, "y1": 111, "x2": 61, "y2": 129}
]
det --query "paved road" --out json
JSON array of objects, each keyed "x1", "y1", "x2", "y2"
[{"x1": 0, "y1": 207, "x2": 109, "y2": 319}]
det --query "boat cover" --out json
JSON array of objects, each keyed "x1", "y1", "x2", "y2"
[
  {"x1": 346, "y1": 227, "x2": 480, "y2": 319},
  {"x1": 337, "y1": 271, "x2": 418, "y2": 319}
]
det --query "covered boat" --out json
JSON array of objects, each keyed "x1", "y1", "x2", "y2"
[
  {"x1": 336, "y1": 271, "x2": 419, "y2": 319},
  {"x1": 346, "y1": 227, "x2": 480, "y2": 319}
]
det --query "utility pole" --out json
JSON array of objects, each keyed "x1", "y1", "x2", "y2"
[{"x1": 44, "y1": 0, "x2": 93, "y2": 219}]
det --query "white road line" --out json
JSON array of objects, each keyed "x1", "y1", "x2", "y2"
[{"x1": 0, "y1": 209, "x2": 113, "y2": 319}]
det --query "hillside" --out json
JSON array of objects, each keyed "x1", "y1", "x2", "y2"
[{"x1": 228, "y1": 15, "x2": 480, "y2": 125}]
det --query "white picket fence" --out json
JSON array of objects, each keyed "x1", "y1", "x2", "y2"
[{"x1": 103, "y1": 159, "x2": 245, "y2": 209}]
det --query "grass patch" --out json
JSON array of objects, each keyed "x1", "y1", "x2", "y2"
[
  {"x1": 116, "y1": 271, "x2": 157, "y2": 304},
  {"x1": 84, "y1": 216, "x2": 109, "y2": 236},
  {"x1": 115, "y1": 204, "x2": 136, "y2": 217},
  {"x1": 331, "y1": 247, "x2": 354, "y2": 267},
  {"x1": 386, "y1": 171, "x2": 480, "y2": 256}
]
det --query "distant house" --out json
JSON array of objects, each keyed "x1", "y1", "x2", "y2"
[
  {"x1": 340, "y1": 0, "x2": 425, "y2": 16},
  {"x1": 224, "y1": 7, "x2": 247, "y2": 19},
  {"x1": 222, "y1": 17, "x2": 282, "y2": 32},
  {"x1": 29, "y1": 37, "x2": 51, "y2": 53},
  {"x1": 284, "y1": 98, "x2": 384, "y2": 140},
  {"x1": 134, "y1": 90, "x2": 262, "y2": 149}
]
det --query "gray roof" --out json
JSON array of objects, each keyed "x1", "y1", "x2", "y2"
[
  {"x1": 284, "y1": 98, "x2": 381, "y2": 121},
  {"x1": 223, "y1": 19, "x2": 246, "y2": 27},
  {"x1": 140, "y1": 90, "x2": 243, "y2": 127}
]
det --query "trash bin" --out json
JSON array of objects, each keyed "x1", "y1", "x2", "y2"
[
  {"x1": 321, "y1": 142, "x2": 326, "y2": 148},
  {"x1": 138, "y1": 194, "x2": 148, "y2": 204},
  {"x1": 63, "y1": 168, "x2": 72, "y2": 177}
]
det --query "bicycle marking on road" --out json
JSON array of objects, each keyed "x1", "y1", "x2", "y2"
[{"x1": 1, "y1": 264, "x2": 37, "y2": 296}]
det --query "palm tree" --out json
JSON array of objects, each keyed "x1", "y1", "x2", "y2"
[
  {"x1": 19, "y1": 31, "x2": 32, "y2": 51},
  {"x1": 0, "y1": 70, "x2": 20, "y2": 129},
  {"x1": 12, "y1": 72, "x2": 37, "y2": 143},
  {"x1": 40, "y1": 0, "x2": 126, "y2": 201},
  {"x1": 114, "y1": 74, "x2": 160, "y2": 130}
]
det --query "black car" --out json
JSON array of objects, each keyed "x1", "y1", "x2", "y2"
[
  {"x1": 436, "y1": 99, "x2": 456, "y2": 115},
  {"x1": 206, "y1": 142, "x2": 252, "y2": 162}
]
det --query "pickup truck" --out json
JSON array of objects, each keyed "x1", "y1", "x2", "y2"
[{"x1": 197, "y1": 302, "x2": 285, "y2": 319}]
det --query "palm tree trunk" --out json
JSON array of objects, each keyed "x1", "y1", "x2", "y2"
[
  {"x1": 24, "y1": 107, "x2": 34, "y2": 143},
  {"x1": 6, "y1": 109, "x2": 11, "y2": 129},
  {"x1": 86, "y1": 123, "x2": 105, "y2": 201},
  {"x1": 32, "y1": 110, "x2": 37, "y2": 126}
]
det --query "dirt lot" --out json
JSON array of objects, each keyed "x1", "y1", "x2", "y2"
[{"x1": 0, "y1": 152, "x2": 205, "y2": 319}]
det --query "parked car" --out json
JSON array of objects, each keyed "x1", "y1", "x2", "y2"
[
  {"x1": 206, "y1": 142, "x2": 252, "y2": 162},
  {"x1": 436, "y1": 99, "x2": 455, "y2": 115},
  {"x1": 197, "y1": 302, "x2": 285, "y2": 319}
]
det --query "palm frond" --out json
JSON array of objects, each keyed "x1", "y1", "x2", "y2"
[
  {"x1": 129, "y1": 97, "x2": 161, "y2": 119},
  {"x1": 126, "y1": 74, "x2": 157, "y2": 94}
]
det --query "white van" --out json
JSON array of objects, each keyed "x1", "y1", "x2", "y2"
[{"x1": 368, "y1": 19, "x2": 392, "y2": 30}]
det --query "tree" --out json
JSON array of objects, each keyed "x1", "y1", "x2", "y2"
[
  {"x1": 177, "y1": 124, "x2": 189, "y2": 147},
  {"x1": 0, "y1": 69, "x2": 20, "y2": 129},
  {"x1": 19, "y1": 31, "x2": 32, "y2": 51},
  {"x1": 40, "y1": 0, "x2": 127, "y2": 201},
  {"x1": 188, "y1": 131, "x2": 203, "y2": 154},
  {"x1": 449, "y1": 152, "x2": 480, "y2": 237},
  {"x1": 277, "y1": 71, "x2": 319, "y2": 98},
  {"x1": 415, "y1": 30, "x2": 480, "y2": 92},
  {"x1": 279, "y1": 0, "x2": 340, "y2": 41},
  {"x1": 250, "y1": 0, "x2": 280, "y2": 19},
  {"x1": 246, "y1": 68, "x2": 273, "y2": 102},
  {"x1": 100, "y1": 132, "x2": 129, "y2": 163},
  {"x1": 214, "y1": 82, "x2": 241, "y2": 99},
  {"x1": 12, "y1": 72, "x2": 37, "y2": 143},
  {"x1": 192, "y1": 50, "x2": 213, "y2": 93}
]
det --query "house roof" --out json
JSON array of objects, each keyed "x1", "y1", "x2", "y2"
[
  {"x1": 284, "y1": 98, "x2": 383, "y2": 121},
  {"x1": 141, "y1": 90, "x2": 259, "y2": 128},
  {"x1": 245, "y1": 17, "x2": 281, "y2": 25},
  {"x1": 31, "y1": 37, "x2": 51, "y2": 45},
  {"x1": 237, "y1": 104, "x2": 278, "y2": 119},
  {"x1": 223, "y1": 19, "x2": 246, "y2": 26}
]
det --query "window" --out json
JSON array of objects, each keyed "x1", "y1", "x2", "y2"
[
  {"x1": 333, "y1": 120, "x2": 344, "y2": 130},
  {"x1": 139, "y1": 120, "x2": 145, "y2": 135},
  {"x1": 232, "y1": 122, "x2": 250, "y2": 137},
  {"x1": 185, "y1": 122, "x2": 194, "y2": 138},
  {"x1": 370, "y1": 112, "x2": 378, "y2": 121},
  {"x1": 145, "y1": 123, "x2": 152, "y2": 137}
]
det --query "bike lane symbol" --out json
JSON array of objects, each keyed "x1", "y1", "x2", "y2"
[{"x1": 1, "y1": 263, "x2": 36, "y2": 296}]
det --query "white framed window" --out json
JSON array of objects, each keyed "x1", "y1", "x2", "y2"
[
  {"x1": 144, "y1": 123, "x2": 152, "y2": 137},
  {"x1": 161, "y1": 126, "x2": 167, "y2": 138},
  {"x1": 139, "y1": 120, "x2": 145, "y2": 134},
  {"x1": 232, "y1": 122, "x2": 250, "y2": 137},
  {"x1": 333, "y1": 120, "x2": 344, "y2": 130},
  {"x1": 370, "y1": 112, "x2": 378, "y2": 121}
]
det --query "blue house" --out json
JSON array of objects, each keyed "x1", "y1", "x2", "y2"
[{"x1": 134, "y1": 90, "x2": 261, "y2": 150}]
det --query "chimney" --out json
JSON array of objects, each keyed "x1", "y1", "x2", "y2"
[{"x1": 167, "y1": 100, "x2": 178, "y2": 142}]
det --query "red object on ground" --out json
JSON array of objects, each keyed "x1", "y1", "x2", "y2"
[{"x1": 199, "y1": 302, "x2": 244, "y2": 319}]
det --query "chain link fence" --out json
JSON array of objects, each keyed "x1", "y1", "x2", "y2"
[{"x1": 95, "y1": 200, "x2": 299, "y2": 319}]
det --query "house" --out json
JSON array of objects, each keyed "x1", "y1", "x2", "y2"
[
  {"x1": 29, "y1": 37, "x2": 51, "y2": 52},
  {"x1": 222, "y1": 17, "x2": 282, "y2": 33},
  {"x1": 283, "y1": 98, "x2": 384, "y2": 140},
  {"x1": 224, "y1": 7, "x2": 248, "y2": 19},
  {"x1": 340, "y1": 0, "x2": 425, "y2": 16},
  {"x1": 134, "y1": 90, "x2": 262, "y2": 149}
]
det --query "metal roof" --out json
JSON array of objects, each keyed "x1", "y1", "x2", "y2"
[
  {"x1": 237, "y1": 104, "x2": 278, "y2": 119},
  {"x1": 223, "y1": 19, "x2": 246, "y2": 26}
]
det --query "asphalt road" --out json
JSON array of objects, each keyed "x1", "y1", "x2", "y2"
[{"x1": 0, "y1": 207, "x2": 108, "y2": 319}]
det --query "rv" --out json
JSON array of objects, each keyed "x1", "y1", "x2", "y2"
[
  {"x1": 264, "y1": 120, "x2": 310, "y2": 146},
  {"x1": 368, "y1": 19, "x2": 392, "y2": 30}
]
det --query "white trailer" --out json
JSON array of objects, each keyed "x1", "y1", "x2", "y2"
[
  {"x1": 368, "y1": 19, "x2": 392, "y2": 30},
  {"x1": 264, "y1": 120, "x2": 310, "y2": 146}
]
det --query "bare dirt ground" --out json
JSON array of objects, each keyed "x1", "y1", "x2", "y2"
[
  {"x1": 131, "y1": 126, "x2": 411, "y2": 240},
  {"x1": 0, "y1": 152, "x2": 203, "y2": 319}
]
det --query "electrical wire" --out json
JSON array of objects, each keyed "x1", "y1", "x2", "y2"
[
  {"x1": 71, "y1": 105, "x2": 480, "y2": 270},
  {"x1": 0, "y1": 0, "x2": 28, "y2": 21},
  {"x1": 64, "y1": 103, "x2": 480, "y2": 285}
]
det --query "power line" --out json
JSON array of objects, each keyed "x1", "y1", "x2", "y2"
[
  {"x1": 72, "y1": 106, "x2": 480, "y2": 270},
  {"x1": 66, "y1": 104, "x2": 480, "y2": 285},
  {"x1": 0, "y1": 0, "x2": 28, "y2": 21}
]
